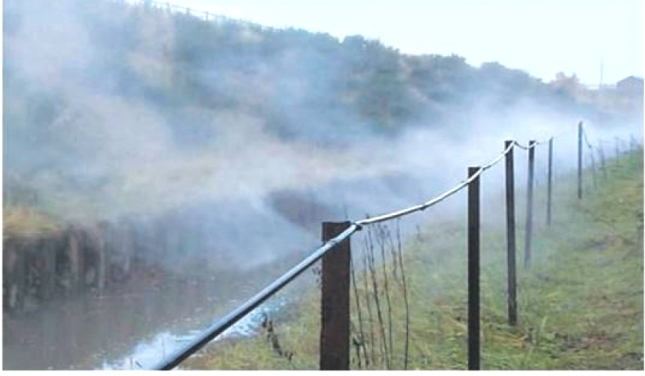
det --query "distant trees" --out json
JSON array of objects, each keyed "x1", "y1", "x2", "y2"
[
  {"x1": 407, "y1": 54, "x2": 475, "y2": 103},
  {"x1": 5, "y1": 0, "x2": 609, "y2": 150},
  {"x1": 340, "y1": 38, "x2": 420, "y2": 129},
  {"x1": 551, "y1": 72, "x2": 583, "y2": 96}
]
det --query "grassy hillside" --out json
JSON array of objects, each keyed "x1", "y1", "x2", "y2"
[
  {"x1": 4, "y1": 0, "x2": 641, "y2": 226},
  {"x1": 2, "y1": 0, "x2": 585, "y2": 144},
  {"x1": 182, "y1": 150, "x2": 643, "y2": 370}
]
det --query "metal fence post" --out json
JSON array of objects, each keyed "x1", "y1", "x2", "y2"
[
  {"x1": 524, "y1": 141, "x2": 536, "y2": 269},
  {"x1": 320, "y1": 221, "x2": 351, "y2": 370},
  {"x1": 590, "y1": 148, "x2": 598, "y2": 189},
  {"x1": 504, "y1": 142, "x2": 518, "y2": 327},
  {"x1": 547, "y1": 137, "x2": 553, "y2": 227},
  {"x1": 615, "y1": 137, "x2": 621, "y2": 166},
  {"x1": 599, "y1": 142, "x2": 608, "y2": 181},
  {"x1": 468, "y1": 167, "x2": 481, "y2": 370},
  {"x1": 578, "y1": 122, "x2": 583, "y2": 200}
]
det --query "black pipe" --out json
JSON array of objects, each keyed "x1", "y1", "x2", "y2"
[{"x1": 152, "y1": 224, "x2": 359, "y2": 370}]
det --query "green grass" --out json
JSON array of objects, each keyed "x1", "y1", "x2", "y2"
[{"x1": 183, "y1": 151, "x2": 643, "y2": 370}]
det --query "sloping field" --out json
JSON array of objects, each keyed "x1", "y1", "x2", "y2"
[{"x1": 182, "y1": 150, "x2": 643, "y2": 370}]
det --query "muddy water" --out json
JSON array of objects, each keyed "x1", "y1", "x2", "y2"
[
  {"x1": 3, "y1": 173, "x2": 423, "y2": 370},
  {"x1": 3, "y1": 259, "x2": 312, "y2": 370}
]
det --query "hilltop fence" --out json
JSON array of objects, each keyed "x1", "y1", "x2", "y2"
[
  {"x1": 132, "y1": 0, "x2": 279, "y2": 32},
  {"x1": 151, "y1": 121, "x2": 642, "y2": 370}
]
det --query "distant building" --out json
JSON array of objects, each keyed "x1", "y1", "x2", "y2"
[{"x1": 616, "y1": 76, "x2": 644, "y2": 96}]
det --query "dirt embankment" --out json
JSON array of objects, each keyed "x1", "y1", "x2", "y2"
[
  {"x1": 3, "y1": 218, "x2": 136, "y2": 314},
  {"x1": 2, "y1": 187, "x2": 334, "y2": 315}
]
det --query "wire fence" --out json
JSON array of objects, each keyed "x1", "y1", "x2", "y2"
[
  {"x1": 98, "y1": 3, "x2": 643, "y2": 369},
  {"x1": 149, "y1": 121, "x2": 642, "y2": 370}
]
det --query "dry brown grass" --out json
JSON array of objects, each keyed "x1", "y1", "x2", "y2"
[{"x1": 3, "y1": 207, "x2": 61, "y2": 241}]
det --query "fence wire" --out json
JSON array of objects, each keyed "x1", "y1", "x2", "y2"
[
  {"x1": 356, "y1": 142, "x2": 513, "y2": 226},
  {"x1": 154, "y1": 121, "x2": 591, "y2": 370}
]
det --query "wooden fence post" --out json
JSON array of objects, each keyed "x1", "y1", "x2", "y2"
[
  {"x1": 547, "y1": 137, "x2": 554, "y2": 227},
  {"x1": 468, "y1": 167, "x2": 481, "y2": 370},
  {"x1": 578, "y1": 122, "x2": 583, "y2": 200},
  {"x1": 504, "y1": 142, "x2": 518, "y2": 327},
  {"x1": 524, "y1": 141, "x2": 536, "y2": 269},
  {"x1": 590, "y1": 148, "x2": 598, "y2": 189},
  {"x1": 320, "y1": 221, "x2": 351, "y2": 370}
]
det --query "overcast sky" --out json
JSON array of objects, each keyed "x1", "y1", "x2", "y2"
[{"x1": 146, "y1": 0, "x2": 643, "y2": 85}]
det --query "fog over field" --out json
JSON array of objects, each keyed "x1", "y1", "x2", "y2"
[{"x1": 2, "y1": 1, "x2": 643, "y2": 369}]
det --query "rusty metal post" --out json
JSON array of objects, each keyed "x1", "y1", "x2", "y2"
[
  {"x1": 320, "y1": 221, "x2": 351, "y2": 370},
  {"x1": 468, "y1": 167, "x2": 481, "y2": 370},
  {"x1": 504, "y1": 142, "x2": 518, "y2": 326},
  {"x1": 524, "y1": 141, "x2": 536, "y2": 269},
  {"x1": 578, "y1": 122, "x2": 583, "y2": 200},
  {"x1": 547, "y1": 138, "x2": 553, "y2": 227}
]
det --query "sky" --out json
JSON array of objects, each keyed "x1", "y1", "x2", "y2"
[{"x1": 142, "y1": 0, "x2": 643, "y2": 85}]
